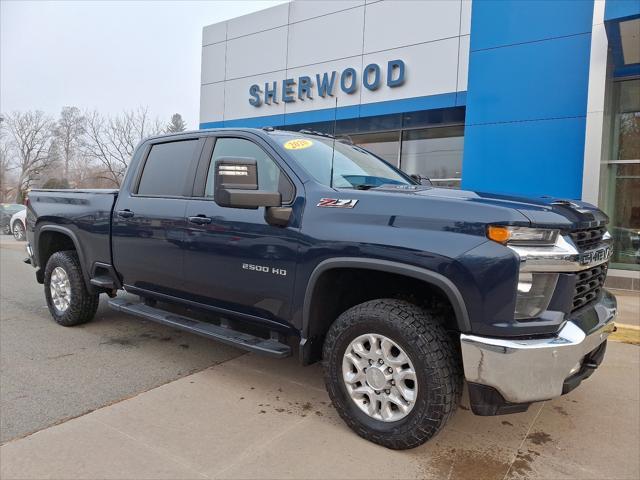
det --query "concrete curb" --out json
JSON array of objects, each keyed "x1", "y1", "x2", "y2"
[{"x1": 610, "y1": 323, "x2": 640, "y2": 346}]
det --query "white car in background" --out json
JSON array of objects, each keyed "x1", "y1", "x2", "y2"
[{"x1": 10, "y1": 209, "x2": 26, "y2": 241}]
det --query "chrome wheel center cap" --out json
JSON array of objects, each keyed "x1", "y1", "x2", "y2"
[{"x1": 365, "y1": 367, "x2": 387, "y2": 390}]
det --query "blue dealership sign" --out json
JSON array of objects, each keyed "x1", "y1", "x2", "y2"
[{"x1": 249, "y1": 59, "x2": 406, "y2": 106}]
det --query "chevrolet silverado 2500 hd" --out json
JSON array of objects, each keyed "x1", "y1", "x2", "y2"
[{"x1": 25, "y1": 128, "x2": 617, "y2": 449}]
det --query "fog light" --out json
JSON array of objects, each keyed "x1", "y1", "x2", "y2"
[{"x1": 514, "y1": 272, "x2": 559, "y2": 320}]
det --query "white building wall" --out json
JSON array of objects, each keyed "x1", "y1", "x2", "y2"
[{"x1": 200, "y1": 0, "x2": 470, "y2": 125}]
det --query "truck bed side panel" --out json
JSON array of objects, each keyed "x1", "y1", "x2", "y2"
[{"x1": 28, "y1": 189, "x2": 118, "y2": 275}]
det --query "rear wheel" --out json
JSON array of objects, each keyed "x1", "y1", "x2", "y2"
[
  {"x1": 12, "y1": 221, "x2": 25, "y2": 241},
  {"x1": 323, "y1": 298, "x2": 461, "y2": 450},
  {"x1": 44, "y1": 251, "x2": 99, "y2": 326}
]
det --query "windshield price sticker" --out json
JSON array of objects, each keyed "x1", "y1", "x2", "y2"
[{"x1": 284, "y1": 139, "x2": 313, "y2": 150}]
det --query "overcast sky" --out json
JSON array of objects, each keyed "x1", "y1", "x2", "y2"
[{"x1": 0, "y1": 0, "x2": 286, "y2": 129}]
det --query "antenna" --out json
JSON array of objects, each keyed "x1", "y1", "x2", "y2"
[{"x1": 329, "y1": 96, "x2": 338, "y2": 189}]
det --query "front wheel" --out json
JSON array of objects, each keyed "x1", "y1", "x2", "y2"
[
  {"x1": 12, "y1": 221, "x2": 25, "y2": 241},
  {"x1": 323, "y1": 299, "x2": 462, "y2": 450},
  {"x1": 44, "y1": 251, "x2": 99, "y2": 326}
]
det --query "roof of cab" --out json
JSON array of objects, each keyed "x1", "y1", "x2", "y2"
[{"x1": 143, "y1": 127, "x2": 329, "y2": 143}]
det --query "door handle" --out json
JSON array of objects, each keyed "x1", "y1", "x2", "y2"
[
  {"x1": 117, "y1": 209, "x2": 134, "y2": 218},
  {"x1": 187, "y1": 215, "x2": 212, "y2": 225}
]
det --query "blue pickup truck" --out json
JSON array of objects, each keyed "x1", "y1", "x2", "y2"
[{"x1": 25, "y1": 128, "x2": 617, "y2": 449}]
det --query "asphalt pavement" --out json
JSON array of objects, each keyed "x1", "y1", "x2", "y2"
[
  {"x1": 1, "y1": 235, "x2": 639, "y2": 479},
  {"x1": 0, "y1": 236, "x2": 244, "y2": 443}
]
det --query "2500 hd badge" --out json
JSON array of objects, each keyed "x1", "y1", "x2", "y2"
[{"x1": 243, "y1": 263, "x2": 287, "y2": 276}]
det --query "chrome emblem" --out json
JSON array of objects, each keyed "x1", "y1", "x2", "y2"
[{"x1": 580, "y1": 246, "x2": 612, "y2": 266}]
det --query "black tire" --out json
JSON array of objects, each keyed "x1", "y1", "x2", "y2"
[
  {"x1": 12, "y1": 221, "x2": 25, "y2": 241},
  {"x1": 44, "y1": 250, "x2": 99, "y2": 326},
  {"x1": 323, "y1": 298, "x2": 462, "y2": 450}
]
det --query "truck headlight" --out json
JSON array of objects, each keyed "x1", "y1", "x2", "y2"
[
  {"x1": 514, "y1": 272, "x2": 559, "y2": 319},
  {"x1": 487, "y1": 226, "x2": 559, "y2": 246}
]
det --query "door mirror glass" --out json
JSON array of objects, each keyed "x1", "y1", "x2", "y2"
[{"x1": 214, "y1": 157, "x2": 281, "y2": 209}]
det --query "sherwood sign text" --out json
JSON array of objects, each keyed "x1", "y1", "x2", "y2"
[{"x1": 248, "y1": 59, "x2": 406, "y2": 107}]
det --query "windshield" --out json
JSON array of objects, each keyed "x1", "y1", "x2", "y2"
[{"x1": 272, "y1": 134, "x2": 413, "y2": 189}]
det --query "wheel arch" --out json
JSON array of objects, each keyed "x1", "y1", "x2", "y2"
[
  {"x1": 36, "y1": 225, "x2": 91, "y2": 289},
  {"x1": 300, "y1": 258, "x2": 471, "y2": 364}
]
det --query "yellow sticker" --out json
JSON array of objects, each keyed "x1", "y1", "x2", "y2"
[{"x1": 284, "y1": 139, "x2": 313, "y2": 150}]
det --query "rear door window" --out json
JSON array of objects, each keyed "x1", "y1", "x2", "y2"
[{"x1": 137, "y1": 140, "x2": 200, "y2": 196}]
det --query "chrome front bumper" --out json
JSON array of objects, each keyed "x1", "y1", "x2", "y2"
[{"x1": 460, "y1": 291, "x2": 617, "y2": 405}]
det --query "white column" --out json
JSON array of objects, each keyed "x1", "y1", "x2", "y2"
[{"x1": 581, "y1": 0, "x2": 609, "y2": 205}]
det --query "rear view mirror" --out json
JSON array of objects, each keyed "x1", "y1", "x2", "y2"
[{"x1": 214, "y1": 157, "x2": 281, "y2": 209}]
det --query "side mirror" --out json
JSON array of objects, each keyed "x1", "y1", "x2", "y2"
[{"x1": 214, "y1": 157, "x2": 281, "y2": 209}]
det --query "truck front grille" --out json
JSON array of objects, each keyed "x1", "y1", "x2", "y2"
[
  {"x1": 572, "y1": 263, "x2": 608, "y2": 312},
  {"x1": 569, "y1": 226, "x2": 607, "y2": 251}
]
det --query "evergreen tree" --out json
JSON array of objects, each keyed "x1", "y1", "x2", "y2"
[{"x1": 166, "y1": 113, "x2": 186, "y2": 133}]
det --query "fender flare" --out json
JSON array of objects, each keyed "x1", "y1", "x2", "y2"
[
  {"x1": 36, "y1": 224, "x2": 92, "y2": 288},
  {"x1": 301, "y1": 257, "x2": 471, "y2": 340}
]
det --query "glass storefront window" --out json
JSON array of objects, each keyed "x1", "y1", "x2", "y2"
[
  {"x1": 600, "y1": 78, "x2": 640, "y2": 270},
  {"x1": 281, "y1": 108, "x2": 465, "y2": 188},
  {"x1": 400, "y1": 126, "x2": 464, "y2": 187},
  {"x1": 350, "y1": 132, "x2": 401, "y2": 167}
]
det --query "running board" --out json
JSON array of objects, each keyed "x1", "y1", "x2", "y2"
[{"x1": 108, "y1": 298, "x2": 291, "y2": 358}]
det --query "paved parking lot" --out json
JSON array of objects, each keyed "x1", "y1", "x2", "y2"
[
  {"x1": 1, "y1": 235, "x2": 639, "y2": 479},
  {"x1": 0, "y1": 236, "x2": 243, "y2": 443}
]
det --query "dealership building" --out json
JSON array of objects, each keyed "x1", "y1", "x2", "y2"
[{"x1": 200, "y1": 0, "x2": 640, "y2": 288}]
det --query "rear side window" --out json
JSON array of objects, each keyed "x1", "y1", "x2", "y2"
[{"x1": 137, "y1": 140, "x2": 199, "y2": 196}]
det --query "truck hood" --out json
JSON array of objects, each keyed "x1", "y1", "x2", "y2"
[{"x1": 375, "y1": 185, "x2": 608, "y2": 230}]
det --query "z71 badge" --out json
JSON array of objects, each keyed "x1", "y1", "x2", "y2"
[{"x1": 317, "y1": 198, "x2": 358, "y2": 208}]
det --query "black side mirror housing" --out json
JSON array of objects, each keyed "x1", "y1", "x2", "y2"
[{"x1": 214, "y1": 157, "x2": 281, "y2": 209}]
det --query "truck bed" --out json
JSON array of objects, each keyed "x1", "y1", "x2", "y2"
[{"x1": 27, "y1": 189, "x2": 119, "y2": 275}]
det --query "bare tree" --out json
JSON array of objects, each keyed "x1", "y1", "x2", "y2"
[
  {"x1": 54, "y1": 106, "x2": 85, "y2": 179},
  {"x1": 0, "y1": 143, "x2": 15, "y2": 202},
  {"x1": 82, "y1": 107, "x2": 162, "y2": 186},
  {"x1": 166, "y1": 113, "x2": 186, "y2": 133},
  {"x1": 5, "y1": 111, "x2": 55, "y2": 202},
  {"x1": 0, "y1": 115, "x2": 18, "y2": 202}
]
